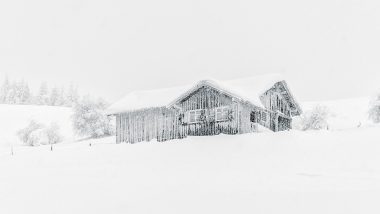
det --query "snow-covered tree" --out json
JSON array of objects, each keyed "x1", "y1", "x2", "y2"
[
  {"x1": 72, "y1": 95, "x2": 114, "y2": 138},
  {"x1": 13, "y1": 80, "x2": 32, "y2": 104},
  {"x1": 45, "y1": 122, "x2": 63, "y2": 145},
  {"x1": 66, "y1": 84, "x2": 79, "y2": 107},
  {"x1": 298, "y1": 105, "x2": 330, "y2": 131},
  {"x1": 0, "y1": 77, "x2": 83, "y2": 107},
  {"x1": 369, "y1": 93, "x2": 380, "y2": 123},
  {"x1": 49, "y1": 87, "x2": 60, "y2": 106},
  {"x1": 36, "y1": 82, "x2": 49, "y2": 105},
  {"x1": 17, "y1": 120, "x2": 44, "y2": 146},
  {"x1": 56, "y1": 87, "x2": 67, "y2": 106},
  {"x1": 28, "y1": 129, "x2": 50, "y2": 147},
  {"x1": 0, "y1": 76, "x2": 10, "y2": 103},
  {"x1": 17, "y1": 121, "x2": 63, "y2": 147},
  {"x1": 20, "y1": 81, "x2": 32, "y2": 104},
  {"x1": 5, "y1": 81, "x2": 17, "y2": 104}
]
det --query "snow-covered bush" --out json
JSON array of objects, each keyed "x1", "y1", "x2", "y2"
[
  {"x1": 297, "y1": 105, "x2": 330, "y2": 131},
  {"x1": 17, "y1": 120, "x2": 44, "y2": 146},
  {"x1": 45, "y1": 123, "x2": 63, "y2": 145},
  {"x1": 369, "y1": 93, "x2": 380, "y2": 123},
  {"x1": 72, "y1": 96, "x2": 115, "y2": 138},
  {"x1": 28, "y1": 129, "x2": 49, "y2": 146},
  {"x1": 17, "y1": 121, "x2": 63, "y2": 146}
]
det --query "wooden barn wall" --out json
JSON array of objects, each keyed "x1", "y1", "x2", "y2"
[
  {"x1": 261, "y1": 84, "x2": 291, "y2": 117},
  {"x1": 278, "y1": 116, "x2": 292, "y2": 131},
  {"x1": 261, "y1": 110, "x2": 271, "y2": 129},
  {"x1": 238, "y1": 103, "x2": 271, "y2": 133},
  {"x1": 116, "y1": 107, "x2": 187, "y2": 144},
  {"x1": 260, "y1": 84, "x2": 293, "y2": 132},
  {"x1": 178, "y1": 86, "x2": 239, "y2": 136},
  {"x1": 179, "y1": 86, "x2": 233, "y2": 111},
  {"x1": 238, "y1": 103, "x2": 252, "y2": 134}
]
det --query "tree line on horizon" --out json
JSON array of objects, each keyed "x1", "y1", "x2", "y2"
[
  {"x1": 0, "y1": 76, "x2": 116, "y2": 145},
  {"x1": 0, "y1": 76, "x2": 80, "y2": 107}
]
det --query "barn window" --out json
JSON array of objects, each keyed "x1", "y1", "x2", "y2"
[
  {"x1": 250, "y1": 112, "x2": 256, "y2": 123},
  {"x1": 189, "y1": 110, "x2": 203, "y2": 123},
  {"x1": 261, "y1": 111, "x2": 267, "y2": 122},
  {"x1": 250, "y1": 111, "x2": 266, "y2": 123},
  {"x1": 250, "y1": 111, "x2": 262, "y2": 123},
  {"x1": 216, "y1": 106, "x2": 229, "y2": 121}
]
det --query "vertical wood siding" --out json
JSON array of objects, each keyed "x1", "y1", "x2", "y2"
[
  {"x1": 116, "y1": 107, "x2": 187, "y2": 144},
  {"x1": 178, "y1": 86, "x2": 239, "y2": 136},
  {"x1": 261, "y1": 83, "x2": 293, "y2": 131},
  {"x1": 238, "y1": 102, "x2": 272, "y2": 133}
]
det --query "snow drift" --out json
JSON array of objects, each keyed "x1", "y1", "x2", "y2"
[{"x1": 0, "y1": 126, "x2": 380, "y2": 214}]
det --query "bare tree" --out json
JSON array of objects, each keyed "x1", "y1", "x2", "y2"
[
  {"x1": 298, "y1": 105, "x2": 330, "y2": 131},
  {"x1": 369, "y1": 93, "x2": 380, "y2": 123}
]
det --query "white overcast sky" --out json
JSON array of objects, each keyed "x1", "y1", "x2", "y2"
[{"x1": 1, "y1": 0, "x2": 380, "y2": 103}]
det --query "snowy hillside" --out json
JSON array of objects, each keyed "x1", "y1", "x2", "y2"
[
  {"x1": 300, "y1": 97, "x2": 371, "y2": 130},
  {"x1": 0, "y1": 104, "x2": 74, "y2": 151}
]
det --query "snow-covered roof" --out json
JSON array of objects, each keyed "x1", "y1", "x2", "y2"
[
  {"x1": 107, "y1": 73, "x2": 293, "y2": 115},
  {"x1": 106, "y1": 85, "x2": 191, "y2": 115},
  {"x1": 169, "y1": 74, "x2": 284, "y2": 109}
]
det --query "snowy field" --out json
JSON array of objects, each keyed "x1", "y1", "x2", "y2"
[
  {"x1": 0, "y1": 104, "x2": 74, "y2": 154},
  {"x1": 301, "y1": 97, "x2": 371, "y2": 130},
  {"x1": 1, "y1": 98, "x2": 380, "y2": 214}
]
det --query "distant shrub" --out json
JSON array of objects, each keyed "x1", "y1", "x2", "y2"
[
  {"x1": 298, "y1": 105, "x2": 330, "y2": 131},
  {"x1": 17, "y1": 120, "x2": 44, "y2": 146},
  {"x1": 28, "y1": 129, "x2": 49, "y2": 146},
  {"x1": 369, "y1": 93, "x2": 380, "y2": 123},
  {"x1": 45, "y1": 122, "x2": 63, "y2": 145},
  {"x1": 72, "y1": 96, "x2": 115, "y2": 138},
  {"x1": 17, "y1": 121, "x2": 63, "y2": 146}
]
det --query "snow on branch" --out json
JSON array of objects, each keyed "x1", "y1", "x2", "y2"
[
  {"x1": 72, "y1": 95, "x2": 115, "y2": 139},
  {"x1": 369, "y1": 93, "x2": 380, "y2": 123},
  {"x1": 295, "y1": 105, "x2": 330, "y2": 131}
]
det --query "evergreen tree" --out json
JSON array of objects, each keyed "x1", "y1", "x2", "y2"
[
  {"x1": 37, "y1": 82, "x2": 49, "y2": 105},
  {"x1": 49, "y1": 87, "x2": 60, "y2": 106},
  {"x1": 0, "y1": 77, "x2": 81, "y2": 107},
  {"x1": 14, "y1": 80, "x2": 32, "y2": 104},
  {"x1": 0, "y1": 76, "x2": 10, "y2": 103},
  {"x1": 6, "y1": 81, "x2": 18, "y2": 104},
  {"x1": 66, "y1": 84, "x2": 79, "y2": 107},
  {"x1": 56, "y1": 87, "x2": 66, "y2": 106},
  {"x1": 13, "y1": 81, "x2": 22, "y2": 104},
  {"x1": 20, "y1": 81, "x2": 32, "y2": 104}
]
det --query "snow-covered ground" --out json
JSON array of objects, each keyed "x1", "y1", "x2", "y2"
[
  {"x1": 301, "y1": 97, "x2": 371, "y2": 130},
  {"x1": 0, "y1": 97, "x2": 379, "y2": 214},
  {"x1": 1, "y1": 128, "x2": 380, "y2": 214},
  {"x1": 0, "y1": 104, "x2": 74, "y2": 154}
]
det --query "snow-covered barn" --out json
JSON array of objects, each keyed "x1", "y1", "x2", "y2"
[{"x1": 107, "y1": 74, "x2": 302, "y2": 143}]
